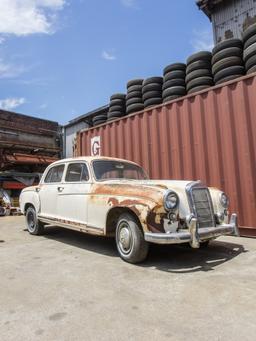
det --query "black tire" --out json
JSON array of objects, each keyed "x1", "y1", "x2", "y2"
[
  {"x1": 115, "y1": 213, "x2": 149, "y2": 263},
  {"x1": 212, "y1": 47, "x2": 242, "y2": 65},
  {"x1": 214, "y1": 65, "x2": 244, "y2": 83},
  {"x1": 212, "y1": 56, "x2": 243, "y2": 75},
  {"x1": 200, "y1": 240, "x2": 210, "y2": 248},
  {"x1": 109, "y1": 98, "x2": 126, "y2": 106},
  {"x1": 143, "y1": 77, "x2": 163, "y2": 86},
  {"x1": 93, "y1": 119, "x2": 107, "y2": 126},
  {"x1": 144, "y1": 97, "x2": 162, "y2": 108},
  {"x1": 164, "y1": 70, "x2": 185, "y2": 82},
  {"x1": 243, "y1": 42, "x2": 256, "y2": 62},
  {"x1": 126, "y1": 103, "x2": 144, "y2": 114},
  {"x1": 163, "y1": 63, "x2": 186, "y2": 75},
  {"x1": 185, "y1": 68, "x2": 212, "y2": 83},
  {"x1": 127, "y1": 78, "x2": 144, "y2": 88},
  {"x1": 187, "y1": 85, "x2": 211, "y2": 94},
  {"x1": 244, "y1": 33, "x2": 256, "y2": 50},
  {"x1": 242, "y1": 23, "x2": 256, "y2": 43},
  {"x1": 246, "y1": 64, "x2": 256, "y2": 74},
  {"x1": 108, "y1": 111, "x2": 124, "y2": 119},
  {"x1": 126, "y1": 91, "x2": 142, "y2": 100},
  {"x1": 142, "y1": 83, "x2": 163, "y2": 94},
  {"x1": 26, "y1": 206, "x2": 45, "y2": 235},
  {"x1": 162, "y1": 78, "x2": 185, "y2": 90},
  {"x1": 186, "y1": 76, "x2": 213, "y2": 91},
  {"x1": 126, "y1": 97, "x2": 143, "y2": 106},
  {"x1": 163, "y1": 95, "x2": 183, "y2": 103},
  {"x1": 142, "y1": 90, "x2": 162, "y2": 101},
  {"x1": 92, "y1": 114, "x2": 107, "y2": 123},
  {"x1": 187, "y1": 51, "x2": 212, "y2": 65},
  {"x1": 245, "y1": 53, "x2": 256, "y2": 71},
  {"x1": 215, "y1": 74, "x2": 244, "y2": 85},
  {"x1": 186, "y1": 60, "x2": 211, "y2": 74},
  {"x1": 108, "y1": 116, "x2": 120, "y2": 122},
  {"x1": 127, "y1": 84, "x2": 143, "y2": 93},
  {"x1": 162, "y1": 86, "x2": 186, "y2": 98},
  {"x1": 109, "y1": 105, "x2": 125, "y2": 113},
  {"x1": 212, "y1": 38, "x2": 243, "y2": 55},
  {"x1": 110, "y1": 93, "x2": 126, "y2": 100}
]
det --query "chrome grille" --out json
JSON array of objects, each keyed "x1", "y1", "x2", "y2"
[{"x1": 187, "y1": 183, "x2": 216, "y2": 228}]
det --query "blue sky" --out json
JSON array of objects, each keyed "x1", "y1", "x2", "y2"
[{"x1": 0, "y1": 0, "x2": 213, "y2": 125}]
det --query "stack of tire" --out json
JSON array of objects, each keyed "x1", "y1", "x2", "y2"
[
  {"x1": 212, "y1": 38, "x2": 244, "y2": 84},
  {"x1": 243, "y1": 24, "x2": 256, "y2": 74},
  {"x1": 92, "y1": 113, "x2": 107, "y2": 126},
  {"x1": 126, "y1": 79, "x2": 144, "y2": 114},
  {"x1": 162, "y1": 63, "x2": 186, "y2": 103},
  {"x1": 142, "y1": 77, "x2": 163, "y2": 108},
  {"x1": 107, "y1": 94, "x2": 126, "y2": 121},
  {"x1": 185, "y1": 51, "x2": 213, "y2": 94}
]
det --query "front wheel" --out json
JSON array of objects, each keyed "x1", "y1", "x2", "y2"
[
  {"x1": 115, "y1": 213, "x2": 149, "y2": 264},
  {"x1": 26, "y1": 206, "x2": 45, "y2": 235}
]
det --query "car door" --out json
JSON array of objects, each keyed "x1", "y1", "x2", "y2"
[
  {"x1": 56, "y1": 162, "x2": 91, "y2": 225},
  {"x1": 38, "y1": 164, "x2": 65, "y2": 219}
]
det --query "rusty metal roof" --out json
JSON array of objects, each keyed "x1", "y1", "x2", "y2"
[{"x1": 196, "y1": 0, "x2": 226, "y2": 19}]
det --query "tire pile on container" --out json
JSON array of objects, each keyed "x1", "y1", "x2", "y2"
[
  {"x1": 126, "y1": 79, "x2": 144, "y2": 114},
  {"x1": 212, "y1": 38, "x2": 244, "y2": 84},
  {"x1": 186, "y1": 51, "x2": 213, "y2": 94},
  {"x1": 142, "y1": 77, "x2": 163, "y2": 108},
  {"x1": 92, "y1": 113, "x2": 108, "y2": 126},
  {"x1": 162, "y1": 63, "x2": 186, "y2": 103},
  {"x1": 107, "y1": 94, "x2": 126, "y2": 121},
  {"x1": 243, "y1": 23, "x2": 256, "y2": 74}
]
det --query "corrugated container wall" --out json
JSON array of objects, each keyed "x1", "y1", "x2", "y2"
[
  {"x1": 212, "y1": 0, "x2": 256, "y2": 43},
  {"x1": 76, "y1": 74, "x2": 256, "y2": 236}
]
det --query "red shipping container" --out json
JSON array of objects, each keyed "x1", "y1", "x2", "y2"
[{"x1": 76, "y1": 74, "x2": 256, "y2": 237}]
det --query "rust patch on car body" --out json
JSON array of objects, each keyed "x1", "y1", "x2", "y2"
[{"x1": 90, "y1": 183, "x2": 167, "y2": 233}]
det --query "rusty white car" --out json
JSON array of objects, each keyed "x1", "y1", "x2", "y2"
[{"x1": 19, "y1": 157, "x2": 239, "y2": 263}]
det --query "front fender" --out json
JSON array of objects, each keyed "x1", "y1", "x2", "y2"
[{"x1": 19, "y1": 188, "x2": 40, "y2": 214}]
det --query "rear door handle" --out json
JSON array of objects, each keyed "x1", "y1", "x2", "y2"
[{"x1": 57, "y1": 187, "x2": 64, "y2": 192}]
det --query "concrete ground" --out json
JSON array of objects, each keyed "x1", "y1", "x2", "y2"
[{"x1": 0, "y1": 216, "x2": 256, "y2": 341}]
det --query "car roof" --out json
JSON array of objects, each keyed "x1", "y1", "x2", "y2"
[{"x1": 50, "y1": 156, "x2": 140, "y2": 166}]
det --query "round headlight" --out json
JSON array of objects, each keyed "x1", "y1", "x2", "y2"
[
  {"x1": 220, "y1": 192, "x2": 229, "y2": 208},
  {"x1": 164, "y1": 191, "x2": 179, "y2": 210}
]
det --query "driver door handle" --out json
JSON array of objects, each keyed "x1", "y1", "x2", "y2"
[{"x1": 57, "y1": 186, "x2": 64, "y2": 192}]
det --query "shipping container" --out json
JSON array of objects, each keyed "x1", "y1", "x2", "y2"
[{"x1": 76, "y1": 73, "x2": 256, "y2": 237}]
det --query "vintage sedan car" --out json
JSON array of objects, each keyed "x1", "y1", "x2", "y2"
[{"x1": 19, "y1": 157, "x2": 239, "y2": 263}]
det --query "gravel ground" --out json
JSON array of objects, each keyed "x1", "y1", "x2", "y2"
[{"x1": 0, "y1": 216, "x2": 256, "y2": 341}]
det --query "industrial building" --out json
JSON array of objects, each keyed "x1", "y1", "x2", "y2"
[{"x1": 197, "y1": 0, "x2": 256, "y2": 43}]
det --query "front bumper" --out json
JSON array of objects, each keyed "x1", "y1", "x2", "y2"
[{"x1": 144, "y1": 213, "x2": 239, "y2": 248}]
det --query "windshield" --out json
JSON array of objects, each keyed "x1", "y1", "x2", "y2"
[{"x1": 93, "y1": 160, "x2": 148, "y2": 181}]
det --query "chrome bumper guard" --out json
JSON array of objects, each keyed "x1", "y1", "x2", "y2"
[{"x1": 144, "y1": 213, "x2": 239, "y2": 248}]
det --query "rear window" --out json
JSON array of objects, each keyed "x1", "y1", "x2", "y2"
[
  {"x1": 65, "y1": 163, "x2": 89, "y2": 182},
  {"x1": 44, "y1": 165, "x2": 65, "y2": 183}
]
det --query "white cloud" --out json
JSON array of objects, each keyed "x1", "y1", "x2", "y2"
[
  {"x1": 102, "y1": 50, "x2": 116, "y2": 61},
  {"x1": 121, "y1": 0, "x2": 138, "y2": 8},
  {"x1": 0, "y1": 59, "x2": 25, "y2": 78},
  {"x1": 39, "y1": 102, "x2": 48, "y2": 109},
  {"x1": 0, "y1": 36, "x2": 5, "y2": 44},
  {"x1": 0, "y1": 0, "x2": 66, "y2": 36},
  {"x1": 191, "y1": 29, "x2": 214, "y2": 52},
  {"x1": 0, "y1": 97, "x2": 26, "y2": 110}
]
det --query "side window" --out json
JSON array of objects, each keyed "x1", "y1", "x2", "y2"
[
  {"x1": 65, "y1": 163, "x2": 89, "y2": 182},
  {"x1": 44, "y1": 165, "x2": 65, "y2": 183}
]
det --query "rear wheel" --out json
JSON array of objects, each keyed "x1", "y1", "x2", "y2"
[
  {"x1": 26, "y1": 206, "x2": 45, "y2": 235},
  {"x1": 115, "y1": 213, "x2": 149, "y2": 263}
]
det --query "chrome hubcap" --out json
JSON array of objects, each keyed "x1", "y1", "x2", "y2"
[{"x1": 118, "y1": 221, "x2": 133, "y2": 254}]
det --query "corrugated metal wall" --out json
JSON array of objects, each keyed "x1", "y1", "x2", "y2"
[
  {"x1": 76, "y1": 74, "x2": 256, "y2": 236},
  {"x1": 212, "y1": 0, "x2": 256, "y2": 43}
]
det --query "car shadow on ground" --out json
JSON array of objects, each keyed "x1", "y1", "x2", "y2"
[{"x1": 39, "y1": 226, "x2": 247, "y2": 273}]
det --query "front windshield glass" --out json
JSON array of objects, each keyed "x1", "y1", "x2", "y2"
[{"x1": 93, "y1": 160, "x2": 148, "y2": 181}]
